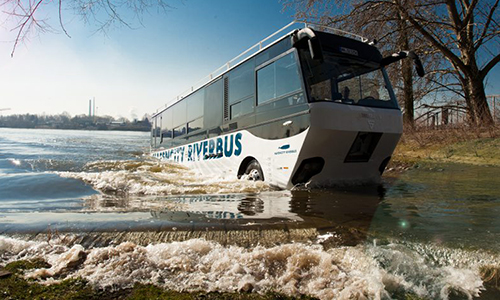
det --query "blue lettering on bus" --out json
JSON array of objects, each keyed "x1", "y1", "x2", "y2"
[
  {"x1": 234, "y1": 133, "x2": 242, "y2": 156},
  {"x1": 224, "y1": 135, "x2": 233, "y2": 157},
  {"x1": 154, "y1": 133, "x2": 243, "y2": 162},
  {"x1": 179, "y1": 147, "x2": 184, "y2": 163},
  {"x1": 216, "y1": 138, "x2": 223, "y2": 155},
  {"x1": 202, "y1": 141, "x2": 208, "y2": 156},
  {"x1": 195, "y1": 143, "x2": 203, "y2": 160},
  {"x1": 187, "y1": 145, "x2": 193, "y2": 161},
  {"x1": 209, "y1": 140, "x2": 215, "y2": 154}
]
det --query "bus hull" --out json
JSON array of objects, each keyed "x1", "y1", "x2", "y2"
[
  {"x1": 151, "y1": 128, "x2": 308, "y2": 189},
  {"x1": 151, "y1": 102, "x2": 402, "y2": 190}
]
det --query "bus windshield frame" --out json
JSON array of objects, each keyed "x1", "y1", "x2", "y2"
[{"x1": 300, "y1": 50, "x2": 399, "y2": 109}]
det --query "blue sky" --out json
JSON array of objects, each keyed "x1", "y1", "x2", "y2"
[
  {"x1": 1, "y1": 0, "x2": 499, "y2": 119},
  {"x1": 0, "y1": 0, "x2": 296, "y2": 119}
]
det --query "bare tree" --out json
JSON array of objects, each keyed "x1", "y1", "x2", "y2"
[
  {"x1": 285, "y1": 0, "x2": 500, "y2": 126},
  {"x1": 1, "y1": 0, "x2": 172, "y2": 57},
  {"x1": 394, "y1": 0, "x2": 499, "y2": 126},
  {"x1": 284, "y1": 0, "x2": 439, "y2": 128}
]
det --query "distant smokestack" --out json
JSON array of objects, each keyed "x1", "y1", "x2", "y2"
[
  {"x1": 89, "y1": 100, "x2": 92, "y2": 117},
  {"x1": 93, "y1": 97, "x2": 95, "y2": 117}
]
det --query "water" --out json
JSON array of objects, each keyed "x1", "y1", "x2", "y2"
[{"x1": 1, "y1": 127, "x2": 499, "y2": 299}]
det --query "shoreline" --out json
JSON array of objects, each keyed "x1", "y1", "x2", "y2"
[{"x1": 0, "y1": 126, "x2": 150, "y2": 132}]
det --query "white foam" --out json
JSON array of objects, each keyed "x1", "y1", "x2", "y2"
[
  {"x1": 59, "y1": 159, "x2": 272, "y2": 196},
  {"x1": 0, "y1": 236, "x2": 36, "y2": 254},
  {"x1": 1, "y1": 235, "x2": 497, "y2": 299}
]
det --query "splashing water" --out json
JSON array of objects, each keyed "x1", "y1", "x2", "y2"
[
  {"x1": 1, "y1": 235, "x2": 497, "y2": 300},
  {"x1": 59, "y1": 159, "x2": 273, "y2": 196}
]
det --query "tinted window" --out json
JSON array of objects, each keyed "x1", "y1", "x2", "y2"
[
  {"x1": 187, "y1": 130, "x2": 206, "y2": 143},
  {"x1": 230, "y1": 98, "x2": 254, "y2": 119},
  {"x1": 255, "y1": 38, "x2": 291, "y2": 66},
  {"x1": 276, "y1": 53, "x2": 301, "y2": 97},
  {"x1": 228, "y1": 59, "x2": 254, "y2": 104},
  {"x1": 187, "y1": 89, "x2": 204, "y2": 121},
  {"x1": 161, "y1": 108, "x2": 173, "y2": 143},
  {"x1": 204, "y1": 79, "x2": 223, "y2": 129},
  {"x1": 172, "y1": 101, "x2": 186, "y2": 127},
  {"x1": 300, "y1": 49, "x2": 398, "y2": 108},
  {"x1": 257, "y1": 64, "x2": 275, "y2": 104},
  {"x1": 173, "y1": 125, "x2": 186, "y2": 138},
  {"x1": 188, "y1": 117, "x2": 203, "y2": 133},
  {"x1": 257, "y1": 52, "x2": 301, "y2": 105}
]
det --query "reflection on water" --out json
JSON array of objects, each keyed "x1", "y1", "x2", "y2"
[
  {"x1": 3, "y1": 163, "x2": 500, "y2": 252},
  {"x1": 372, "y1": 163, "x2": 500, "y2": 252},
  {"x1": 0, "y1": 188, "x2": 384, "y2": 248}
]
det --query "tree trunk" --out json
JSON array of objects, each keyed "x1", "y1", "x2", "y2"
[
  {"x1": 398, "y1": 14, "x2": 414, "y2": 128},
  {"x1": 402, "y1": 56, "x2": 414, "y2": 127},
  {"x1": 467, "y1": 76, "x2": 494, "y2": 126},
  {"x1": 458, "y1": 47, "x2": 494, "y2": 126}
]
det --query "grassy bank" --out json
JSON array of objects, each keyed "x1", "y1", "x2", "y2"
[
  {"x1": 0, "y1": 260, "x2": 317, "y2": 300},
  {"x1": 389, "y1": 126, "x2": 500, "y2": 170},
  {"x1": 3, "y1": 259, "x2": 496, "y2": 299}
]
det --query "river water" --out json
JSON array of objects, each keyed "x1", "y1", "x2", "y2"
[{"x1": 1, "y1": 128, "x2": 499, "y2": 299}]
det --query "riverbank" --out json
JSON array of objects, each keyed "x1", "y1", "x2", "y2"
[
  {"x1": 388, "y1": 126, "x2": 500, "y2": 172},
  {"x1": 0, "y1": 114, "x2": 151, "y2": 132},
  {"x1": 0, "y1": 259, "x2": 317, "y2": 300}
]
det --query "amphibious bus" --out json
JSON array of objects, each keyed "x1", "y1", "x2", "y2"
[{"x1": 150, "y1": 22, "x2": 423, "y2": 189}]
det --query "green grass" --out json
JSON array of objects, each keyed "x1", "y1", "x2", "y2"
[{"x1": 390, "y1": 127, "x2": 500, "y2": 170}]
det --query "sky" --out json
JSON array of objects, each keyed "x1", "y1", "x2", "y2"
[
  {"x1": 1, "y1": 0, "x2": 499, "y2": 120},
  {"x1": 0, "y1": 0, "x2": 296, "y2": 120}
]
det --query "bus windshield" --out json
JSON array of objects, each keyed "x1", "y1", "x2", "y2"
[{"x1": 301, "y1": 51, "x2": 398, "y2": 109}]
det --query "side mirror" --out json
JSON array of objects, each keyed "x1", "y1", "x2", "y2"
[
  {"x1": 381, "y1": 51, "x2": 425, "y2": 77},
  {"x1": 307, "y1": 37, "x2": 323, "y2": 61},
  {"x1": 407, "y1": 51, "x2": 425, "y2": 77},
  {"x1": 292, "y1": 28, "x2": 323, "y2": 61}
]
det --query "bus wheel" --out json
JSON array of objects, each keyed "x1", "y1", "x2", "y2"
[{"x1": 244, "y1": 160, "x2": 264, "y2": 181}]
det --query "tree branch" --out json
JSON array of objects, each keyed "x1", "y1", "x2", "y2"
[
  {"x1": 480, "y1": 53, "x2": 500, "y2": 80},
  {"x1": 11, "y1": 0, "x2": 44, "y2": 57},
  {"x1": 462, "y1": 0, "x2": 479, "y2": 26},
  {"x1": 395, "y1": 0, "x2": 469, "y2": 75},
  {"x1": 445, "y1": 0, "x2": 462, "y2": 30},
  {"x1": 59, "y1": 0, "x2": 71, "y2": 38},
  {"x1": 475, "y1": 0, "x2": 500, "y2": 50}
]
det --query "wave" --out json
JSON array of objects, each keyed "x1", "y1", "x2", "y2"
[
  {"x1": 59, "y1": 159, "x2": 273, "y2": 196},
  {"x1": 1, "y1": 235, "x2": 498, "y2": 299}
]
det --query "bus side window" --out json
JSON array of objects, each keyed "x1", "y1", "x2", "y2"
[
  {"x1": 228, "y1": 59, "x2": 254, "y2": 104},
  {"x1": 230, "y1": 98, "x2": 253, "y2": 119},
  {"x1": 173, "y1": 125, "x2": 186, "y2": 138},
  {"x1": 159, "y1": 116, "x2": 163, "y2": 144},
  {"x1": 188, "y1": 117, "x2": 203, "y2": 133},
  {"x1": 227, "y1": 59, "x2": 255, "y2": 119},
  {"x1": 151, "y1": 117, "x2": 157, "y2": 148},
  {"x1": 172, "y1": 100, "x2": 186, "y2": 138},
  {"x1": 204, "y1": 79, "x2": 223, "y2": 129},
  {"x1": 187, "y1": 89, "x2": 204, "y2": 130},
  {"x1": 161, "y1": 108, "x2": 173, "y2": 145},
  {"x1": 257, "y1": 51, "x2": 302, "y2": 105}
]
